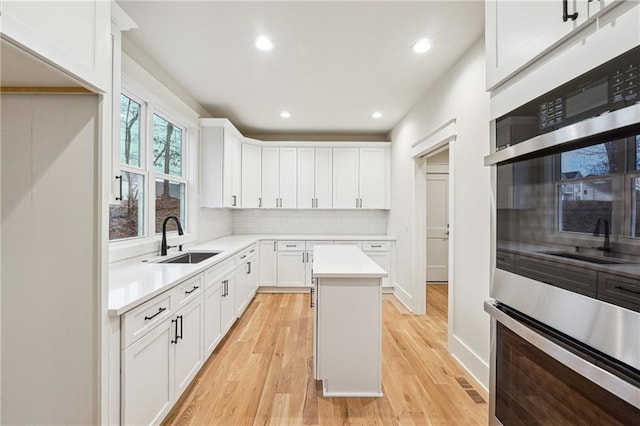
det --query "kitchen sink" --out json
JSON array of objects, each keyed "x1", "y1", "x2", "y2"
[
  {"x1": 538, "y1": 251, "x2": 629, "y2": 265},
  {"x1": 159, "y1": 251, "x2": 221, "y2": 264}
]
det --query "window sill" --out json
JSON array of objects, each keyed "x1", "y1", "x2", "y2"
[{"x1": 109, "y1": 232, "x2": 197, "y2": 264}]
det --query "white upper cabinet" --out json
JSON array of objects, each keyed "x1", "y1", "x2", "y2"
[
  {"x1": 485, "y1": 0, "x2": 589, "y2": 90},
  {"x1": 1, "y1": 0, "x2": 111, "y2": 92},
  {"x1": 297, "y1": 147, "x2": 333, "y2": 209},
  {"x1": 359, "y1": 148, "x2": 388, "y2": 209},
  {"x1": 333, "y1": 148, "x2": 360, "y2": 209},
  {"x1": 261, "y1": 147, "x2": 297, "y2": 208},
  {"x1": 333, "y1": 147, "x2": 389, "y2": 209},
  {"x1": 241, "y1": 143, "x2": 261, "y2": 208},
  {"x1": 200, "y1": 119, "x2": 242, "y2": 208}
]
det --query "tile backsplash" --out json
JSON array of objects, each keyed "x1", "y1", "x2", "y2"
[{"x1": 232, "y1": 209, "x2": 389, "y2": 235}]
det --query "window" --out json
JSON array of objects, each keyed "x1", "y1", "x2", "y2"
[{"x1": 109, "y1": 92, "x2": 188, "y2": 241}]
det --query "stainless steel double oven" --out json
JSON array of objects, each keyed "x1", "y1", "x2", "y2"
[{"x1": 485, "y1": 45, "x2": 640, "y2": 424}]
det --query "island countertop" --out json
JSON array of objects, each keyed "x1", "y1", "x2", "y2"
[{"x1": 313, "y1": 245, "x2": 388, "y2": 278}]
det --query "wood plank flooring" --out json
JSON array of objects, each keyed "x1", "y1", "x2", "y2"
[{"x1": 164, "y1": 285, "x2": 488, "y2": 425}]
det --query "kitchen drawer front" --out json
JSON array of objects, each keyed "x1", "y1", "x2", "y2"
[
  {"x1": 306, "y1": 240, "x2": 334, "y2": 250},
  {"x1": 334, "y1": 240, "x2": 363, "y2": 249},
  {"x1": 277, "y1": 241, "x2": 305, "y2": 251},
  {"x1": 496, "y1": 250, "x2": 516, "y2": 272},
  {"x1": 121, "y1": 293, "x2": 173, "y2": 349},
  {"x1": 597, "y1": 273, "x2": 640, "y2": 313},
  {"x1": 174, "y1": 274, "x2": 204, "y2": 307},
  {"x1": 362, "y1": 241, "x2": 390, "y2": 252},
  {"x1": 204, "y1": 258, "x2": 235, "y2": 289},
  {"x1": 515, "y1": 255, "x2": 597, "y2": 297},
  {"x1": 237, "y1": 243, "x2": 257, "y2": 263}
]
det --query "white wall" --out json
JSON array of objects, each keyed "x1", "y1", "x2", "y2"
[
  {"x1": 389, "y1": 38, "x2": 491, "y2": 388},
  {"x1": 1, "y1": 94, "x2": 100, "y2": 424},
  {"x1": 232, "y1": 209, "x2": 388, "y2": 235}
]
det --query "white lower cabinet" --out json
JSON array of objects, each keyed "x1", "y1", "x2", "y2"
[
  {"x1": 259, "y1": 240, "x2": 277, "y2": 285},
  {"x1": 277, "y1": 250, "x2": 307, "y2": 287},
  {"x1": 121, "y1": 294, "x2": 203, "y2": 426},
  {"x1": 364, "y1": 251, "x2": 391, "y2": 288},
  {"x1": 203, "y1": 281, "x2": 223, "y2": 358},
  {"x1": 221, "y1": 272, "x2": 236, "y2": 334},
  {"x1": 121, "y1": 318, "x2": 173, "y2": 426}
]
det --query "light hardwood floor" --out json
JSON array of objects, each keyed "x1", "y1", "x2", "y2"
[{"x1": 164, "y1": 285, "x2": 488, "y2": 425}]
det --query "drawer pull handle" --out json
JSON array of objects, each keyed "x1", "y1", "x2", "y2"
[
  {"x1": 185, "y1": 286, "x2": 200, "y2": 295},
  {"x1": 144, "y1": 307, "x2": 167, "y2": 321},
  {"x1": 286, "y1": 244, "x2": 297, "y2": 247},
  {"x1": 250, "y1": 249, "x2": 255, "y2": 253},
  {"x1": 240, "y1": 255, "x2": 247, "y2": 259},
  {"x1": 614, "y1": 285, "x2": 640, "y2": 296},
  {"x1": 310, "y1": 287, "x2": 315, "y2": 308},
  {"x1": 371, "y1": 245, "x2": 382, "y2": 248},
  {"x1": 497, "y1": 256, "x2": 506, "y2": 261}
]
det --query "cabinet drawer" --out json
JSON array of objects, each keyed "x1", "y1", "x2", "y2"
[
  {"x1": 334, "y1": 240, "x2": 363, "y2": 249},
  {"x1": 204, "y1": 258, "x2": 235, "y2": 289},
  {"x1": 306, "y1": 240, "x2": 334, "y2": 250},
  {"x1": 598, "y1": 273, "x2": 640, "y2": 313},
  {"x1": 278, "y1": 241, "x2": 305, "y2": 251},
  {"x1": 121, "y1": 293, "x2": 172, "y2": 349},
  {"x1": 515, "y1": 254, "x2": 597, "y2": 297},
  {"x1": 174, "y1": 275, "x2": 204, "y2": 307},
  {"x1": 496, "y1": 250, "x2": 515, "y2": 272},
  {"x1": 363, "y1": 241, "x2": 389, "y2": 252}
]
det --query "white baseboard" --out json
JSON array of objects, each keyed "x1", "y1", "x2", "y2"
[
  {"x1": 257, "y1": 286, "x2": 311, "y2": 294},
  {"x1": 393, "y1": 283, "x2": 413, "y2": 313},
  {"x1": 449, "y1": 334, "x2": 489, "y2": 393}
]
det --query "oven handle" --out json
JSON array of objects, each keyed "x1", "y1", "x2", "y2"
[
  {"x1": 484, "y1": 102, "x2": 640, "y2": 166},
  {"x1": 485, "y1": 300, "x2": 640, "y2": 409}
]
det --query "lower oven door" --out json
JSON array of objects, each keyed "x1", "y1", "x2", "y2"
[{"x1": 485, "y1": 300, "x2": 640, "y2": 425}]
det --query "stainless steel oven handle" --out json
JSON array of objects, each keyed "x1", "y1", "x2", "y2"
[
  {"x1": 485, "y1": 300, "x2": 640, "y2": 409},
  {"x1": 484, "y1": 102, "x2": 640, "y2": 166}
]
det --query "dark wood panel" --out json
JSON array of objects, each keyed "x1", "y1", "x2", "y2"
[
  {"x1": 597, "y1": 273, "x2": 640, "y2": 313},
  {"x1": 515, "y1": 254, "x2": 598, "y2": 297}
]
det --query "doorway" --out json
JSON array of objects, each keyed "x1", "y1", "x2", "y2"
[{"x1": 425, "y1": 149, "x2": 449, "y2": 283}]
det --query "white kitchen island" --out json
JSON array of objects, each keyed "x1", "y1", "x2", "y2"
[{"x1": 312, "y1": 245, "x2": 387, "y2": 397}]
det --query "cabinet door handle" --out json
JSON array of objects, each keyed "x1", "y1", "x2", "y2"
[
  {"x1": 225, "y1": 280, "x2": 228, "y2": 296},
  {"x1": 178, "y1": 315, "x2": 184, "y2": 340},
  {"x1": 258, "y1": 197, "x2": 262, "y2": 208},
  {"x1": 185, "y1": 286, "x2": 199, "y2": 295},
  {"x1": 144, "y1": 307, "x2": 166, "y2": 321},
  {"x1": 247, "y1": 261, "x2": 251, "y2": 274},
  {"x1": 356, "y1": 198, "x2": 359, "y2": 208},
  {"x1": 232, "y1": 195, "x2": 237, "y2": 207},
  {"x1": 310, "y1": 287, "x2": 315, "y2": 308},
  {"x1": 562, "y1": 0, "x2": 578, "y2": 21},
  {"x1": 614, "y1": 285, "x2": 640, "y2": 295},
  {"x1": 171, "y1": 318, "x2": 179, "y2": 344},
  {"x1": 280, "y1": 197, "x2": 283, "y2": 207},
  {"x1": 302, "y1": 253, "x2": 305, "y2": 263},
  {"x1": 273, "y1": 241, "x2": 277, "y2": 251},
  {"x1": 115, "y1": 175, "x2": 123, "y2": 201}
]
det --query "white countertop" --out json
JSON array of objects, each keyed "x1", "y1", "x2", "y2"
[
  {"x1": 109, "y1": 234, "x2": 393, "y2": 315},
  {"x1": 313, "y1": 245, "x2": 387, "y2": 278}
]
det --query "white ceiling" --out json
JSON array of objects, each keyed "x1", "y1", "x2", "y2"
[{"x1": 119, "y1": 1, "x2": 485, "y2": 138}]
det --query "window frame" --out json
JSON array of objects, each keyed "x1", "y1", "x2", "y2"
[{"x1": 109, "y1": 75, "x2": 197, "y2": 254}]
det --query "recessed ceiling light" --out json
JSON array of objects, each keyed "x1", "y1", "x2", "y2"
[
  {"x1": 280, "y1": 111, "x2": 291, "y2": 118},
  {"x1": 372, "y1": 111, "x2": 383, "y2": 119},
  {"x1": 255, "y1": 36, "x2": 273, "y2": 51},
  {"x1": 412, "y1": 38, "x2": 432, "y2": 53}
]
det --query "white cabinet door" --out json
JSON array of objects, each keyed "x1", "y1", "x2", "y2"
[
  {"x1": 333, "y1": 148, "x2": 359, "y2": 209},
  {"x1": 221, "y1": 274, "x2": 236, "y2": 333},
  {"x1": 279, "y1": 147, "x2": 297, "y2": 208},
  {"x1": 259, "y1": 240, "x2": 277, "y2": 285},
  {"x1": 486, "y1": 0, "x2": 588, "y2": 89},
  {"x1": 261, "y1": 147, "x2": 279, "y2": 208},
  {"x1": 235, "y1": 261, "x2": 249, "y2": 316},
  {"x1": 241, "y1": 143, "x2": 262, "y2": 208},
  {"x1": 203, "y1": 283, "x2": 223, "y2": 358},
  {"x1": 315, "y1": 148, "x2": 333, "y2": 208},
  {"x1": 121, "y1": 319, "x2": 173, "y2": 426},
  {"x1": 365, "y1": 251, "x2": 391, "y2": 288},
  {"x1": 200, "y1": 121, "x2": 241, "y2": 208},
  {"x1": 297, "y1": 147, "x2": 316, "y2": 209},
  {"x1": 231, "y1": 135, "x2": 242, "y2": 207},
  {"x1": 1, "y1": 0, "x2": 111, "y2": 92},
  {"x1": 174, "y1": 298, "x2": 204, "y2": 399},
  {"x1": 359, "y1": 148, "x2": 387, "y2": 209},
  {"x1": 277, "y1": 251, "x2": 306, "y2": 287}
]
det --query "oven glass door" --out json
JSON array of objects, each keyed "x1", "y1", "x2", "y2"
[{"x1": 495, "y1": 322, "x2": 640, "y2": 425}]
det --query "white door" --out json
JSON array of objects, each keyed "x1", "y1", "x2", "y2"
[
  {"x1": 261, "y1": 147, "x2": 279, "y2": 208},
  {"x1": 121, "y1": 320, "x2": 173, "y2": 426},
  {"x1": 277, "y1": 251, "x2": 306, "y2": 287},
  {"x1": 203, "y1": 283, "x2": 222, "y2": 357},
  {"x1": 174, "y1": 299, "x2": 204, "y2": 399},
  {"x1": 426, "y1": 174, "x2": 449, "y2": 282},
  {"x1": 259, "y1": 240, "x2": 277, "y2": 285},
  {"x1": 333, "y1": 148, "x2": 359, "y2": 209},
  {"x1": 297, "y1": 147, "x2": 315, "y2": 209},
  {"x1": 241, "y1": 143, "x2": 261, "y2": 208},
  {"x1": 315, "y1": 148, "x2": 333, "y2": 208},
  {"x1": 279, "y1": 147, "x2": 297, "y2": 208},
  {"x1": 359, "y1": 148, "x2": 387, "y2": 209}
]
